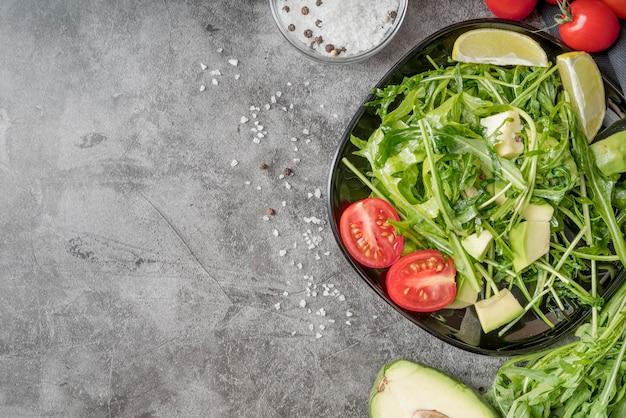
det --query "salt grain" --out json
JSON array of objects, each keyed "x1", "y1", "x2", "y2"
[
  {"x1": 277, "y1": 0, "x2": 400, "y2": 58},
  {"x1": 228, "y1": 58, "x2": 239, "y2": 66}
]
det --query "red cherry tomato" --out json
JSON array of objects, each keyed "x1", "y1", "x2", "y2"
[
  {"x1": 386, "y1": 250, "x2": 457, "y2": 312},
  {"x1": 558, "y1": 0, "x2": 620, "y2": 52},
  {"x1": 601, "y1": 0, "x2": 626, "y2": 19},
  {"x1": 484, "y1": 0, "x2": 538, "y2": 21},
  {"x1": 544, "y1": 0, "x2": 558, "y2": 4},
  {"x1": 339, "y1": 198, "x2": 404, "y2": 269}
]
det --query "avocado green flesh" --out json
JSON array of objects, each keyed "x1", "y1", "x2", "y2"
[
  {"x1": 510, "y1": 220, "x2": 550, "y2": 272},
  {"x1": 474, "y1": 288, "x2": 524, "y2": 334},
  {"x1": 447, "y1": 274, "x2": 478, "y2": 310},
  {"x1": 369, "y1": 359, "x2": 498, "y2": 418},
  {"x1": 590, "y1": 130, "x2": 626, "y2": 176}
]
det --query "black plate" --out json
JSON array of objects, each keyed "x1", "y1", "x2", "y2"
[{"x1": 327, "y1": 19, "x2": 626, "y2": 355}]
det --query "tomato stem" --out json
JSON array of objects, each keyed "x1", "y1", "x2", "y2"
[{"x1": 554, "y1": 0, "x2": 573, "y2": 25}]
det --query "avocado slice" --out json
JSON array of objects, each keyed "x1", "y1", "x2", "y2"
[
  {"x1": 510, "y1": 220, "x2": 551, "y2": 272},
  {"x1": 461, "y1": 230, "x2": 493, "y2": 262},
  {"x1": 447, "y1": 274, "x2": 479, "y2": 310},
  {"x1": 590, "y1": 130, "x2": 626, "y2": 177},
  {"x1": 369, "y1": 359, "x2": 498, "y2": 418},
  {"x1": 474, "y1": 288, "x2": 524, "y2": 334},
  {"x1": 522, "y1": 203, "x2": 554, "y2": 222},
  {"x1": 480, "y1": 110, "x2": 524, "y2": 159}
]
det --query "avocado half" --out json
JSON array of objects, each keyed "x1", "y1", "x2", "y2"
[{"x1": 369, "y1": 359, "x2": 498, "y2": 418}]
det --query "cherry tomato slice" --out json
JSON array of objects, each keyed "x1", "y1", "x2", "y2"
[
  {"x1": 386, "y1": 250, "x2": 457, "y2": 312},
  {"x1": 339, "y1": 198, "x2": 404, "y2": 269},
  {"x1": 558, "y1": 0, "x2": 620, "y2": 53}
]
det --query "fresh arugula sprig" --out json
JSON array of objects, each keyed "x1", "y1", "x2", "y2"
[{"x1": 344, "y1": 59, "x2": 625, "y2": 337}]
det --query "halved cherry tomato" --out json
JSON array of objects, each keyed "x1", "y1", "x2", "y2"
[
  {"x1": 558, "y1": 0, "x2": 620, "y2": 52},
  {"x1": 386, "y1": 250, "x2": 457, "y2": 312},
  {"x1": 601, "y1": 0, "x2": 626, "y2": 20},
  {"x1": 484, "y1": 0, "x2": 538, "y2": 21},
  {"x1": 339, "y1": 198, "x2": 404, "y2": 269}
]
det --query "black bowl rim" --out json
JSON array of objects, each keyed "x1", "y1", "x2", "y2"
[{"x1": 326, "y1": 18, "x2": 626, "y2": 356}]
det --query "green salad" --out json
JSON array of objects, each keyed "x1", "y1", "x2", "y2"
[{"x1": 343, "y1": 57, "x2": 626, "y2": 337}]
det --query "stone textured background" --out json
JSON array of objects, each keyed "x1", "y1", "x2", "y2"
[{"x1": 0, "y1": 1, "x2": 545, "y2": 416}]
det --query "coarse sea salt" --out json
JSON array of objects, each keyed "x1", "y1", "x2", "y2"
[{"x1": 277, "y1": 0, "x2": 401, "y2": 58}]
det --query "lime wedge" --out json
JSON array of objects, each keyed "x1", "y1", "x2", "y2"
[
  {"x1": 557, "y1": 51, "x2": 606, "y2": 142},
  {"x1": 452, "y1": 28, "x2": 549, "y2": 67}
]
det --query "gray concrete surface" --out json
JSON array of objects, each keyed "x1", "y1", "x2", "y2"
[{"x1": 0, "y1": 1, "x2": 546, "y2": 417}]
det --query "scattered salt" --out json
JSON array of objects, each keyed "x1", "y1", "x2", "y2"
[{"x1": 228, "y1": 58, "x2": 239, "y2": 66}]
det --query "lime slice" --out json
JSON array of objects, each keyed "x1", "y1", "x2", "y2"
[
  {"x1": 557, "y1": 51, "x2": 606, "y2": 142},
  {"x1": 452, "y1": 28, "x2": 549, "y2": 67}
]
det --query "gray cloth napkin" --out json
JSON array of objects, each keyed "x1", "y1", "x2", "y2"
[{"x1": 540, "y1": 4, "x2": 626, "y2": 98}]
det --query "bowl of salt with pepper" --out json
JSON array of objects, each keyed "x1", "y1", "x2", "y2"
[{"x1": 270, "y1": 0, "x2": 407, "y2": 63}]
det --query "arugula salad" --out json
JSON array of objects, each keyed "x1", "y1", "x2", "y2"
[{"x1": 340, "y1": 56, "x2": 626, "y2": 337}]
